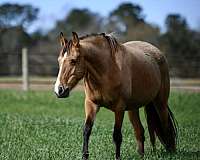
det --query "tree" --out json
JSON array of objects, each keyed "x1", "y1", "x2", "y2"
[
  {"x1": 160, "y1": 14, "x2": 200, "y2": 77},
  {"x1": 49, "y1": 8, "x2": 102, "y2": 40},
  {"x1": 0, "y1": 3, "x2": 39, "y2": 29},
  {"x1": 0, "y1": 26, "x2": 32, "y2": 52},
  {"x1": 110, "y1": 2, "x2": 144, "y2": 24},
  {"x1": 106, "y1": 2, "x2": 159, "y2": 44},
  {"x1": 108, "y1": 3, "x2": 144, "y2": 34},
  {"x1": 165, "y1": 14, "x2": 188, "y2": 33},
  {"x1": 162, "y1": 14, "x2": 190, "y2": 55}
]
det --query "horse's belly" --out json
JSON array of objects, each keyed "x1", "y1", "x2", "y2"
[{"x1": 133, "y1": 73, "x2": 160, "y2": 106}]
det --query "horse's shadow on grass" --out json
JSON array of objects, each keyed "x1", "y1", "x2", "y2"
[{"x1": 126, "y1": 150, "x2": 200, "y2": 160}]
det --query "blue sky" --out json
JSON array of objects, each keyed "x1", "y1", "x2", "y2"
[{"x1": 0, "y1": 0, "x2": 200, "y2": 33}]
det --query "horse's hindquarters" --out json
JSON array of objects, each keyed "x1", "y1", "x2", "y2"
[{"x1": 122, "y1": 42, "x2": 163, "y2": 106}]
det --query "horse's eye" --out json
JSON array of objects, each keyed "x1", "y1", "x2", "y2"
[
  {"x1": 70, "y1": 59, "x2": 76, "y2": 65},
  {"x1": 63, "y1": 47, "x2": 66, "y2": 53}
]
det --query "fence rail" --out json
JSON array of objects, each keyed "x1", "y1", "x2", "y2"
[
  {"x1": 0, "y1": 48, "x2": 200, "y2": 91},
  {"x1": 0, "y1": 77, "x2": 200, "y2": 92}
]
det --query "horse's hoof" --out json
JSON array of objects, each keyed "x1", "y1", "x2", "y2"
[
  {"x1": 82, "y1": 157, "x2": 88, "y2": 160},
  {"x1": 82, "y1": 153, "x2": 89, "y2": 160}
]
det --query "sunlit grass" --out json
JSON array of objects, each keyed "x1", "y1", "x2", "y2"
[{"x1": 0, "y1": 90, "x2": 199, "y2": 159}]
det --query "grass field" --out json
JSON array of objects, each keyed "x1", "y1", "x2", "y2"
[{"x1": 0, "y1": 90, "x2": 199, "y2": 160}]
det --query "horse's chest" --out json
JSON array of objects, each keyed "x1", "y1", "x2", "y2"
[
  {"x1": 93, "y1": 90, "x2": 117, "y2": 105},
  {"x1": 86, "y1": 87, "x2": 120, "y2": 109}
]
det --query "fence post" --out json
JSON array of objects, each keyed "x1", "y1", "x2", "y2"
[{"x1": 22, "y1": 48, "x2": 29, "y2": 91}]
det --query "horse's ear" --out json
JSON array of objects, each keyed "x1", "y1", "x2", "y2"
[
  {"x1": 72, "y1": 32, "x2": 79, "y2": 47},
  {"x1": 59, "y1": 32, "x2": 68, "y2": 47}
]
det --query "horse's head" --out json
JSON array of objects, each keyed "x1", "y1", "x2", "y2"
[{"x1": 54, "y1": 32, "x2": 85, "y2": 98}]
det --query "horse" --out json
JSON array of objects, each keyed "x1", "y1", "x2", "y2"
[{"x1": 54, "y1": 32, "x2": 178, "y2": 160}]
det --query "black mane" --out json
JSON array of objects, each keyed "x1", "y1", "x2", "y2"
[
  {"x1": 79, "y1": 33, "x2": 106, "y2": 40},
  {"x1": 79, "y1": 32, "x2": 119, "y2": 56}
]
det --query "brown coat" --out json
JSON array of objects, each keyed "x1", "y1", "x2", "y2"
[{"x1": 55, "y1": 32, "x2": 177, "y2": 159}]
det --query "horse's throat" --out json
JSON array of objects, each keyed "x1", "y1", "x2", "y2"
[{"x1": 84, "y1": 67, "x2": 104, "y2": 90}]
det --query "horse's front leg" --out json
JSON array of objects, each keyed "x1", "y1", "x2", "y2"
[
  {"x1": 82, "y1": 98, "x2": 99, "y2": 160},
  {"x1": 113, "y1": 108, "x2": 125, "y2": 160}
]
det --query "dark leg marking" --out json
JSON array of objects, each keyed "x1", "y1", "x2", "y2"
[
  {"x1": 82, "y1": 120, "x2": 93, "y2": 160},
  {"x1": 113, "y1": 126, "x2": 122, "y2": 160}
]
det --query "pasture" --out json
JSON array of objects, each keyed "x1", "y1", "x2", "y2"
[{"x1": 0, "y1": 90, "x2": 199, "y2": 160}]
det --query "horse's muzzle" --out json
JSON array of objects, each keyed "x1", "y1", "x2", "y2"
[{"x1": 55, "y1": 86, "x2": 70, "y2": 98}]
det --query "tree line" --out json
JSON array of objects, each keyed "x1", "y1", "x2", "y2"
[{"x1": 0, "y1": 2, "x2": 199, "y2": 77}]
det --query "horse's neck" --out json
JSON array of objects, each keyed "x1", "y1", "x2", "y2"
[{"x1": 81, "y1": 42, "x2": 120, "y2": 91}]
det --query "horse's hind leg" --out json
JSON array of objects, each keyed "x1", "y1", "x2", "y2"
[
  {"x1": 145, "y1": 102, "x2": 156, "y2": 149},
  {"x1": 128, "y1": 109, "x2": 145, "y2": 155}
]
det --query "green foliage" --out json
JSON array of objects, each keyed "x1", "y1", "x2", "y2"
[
  {"x1": 109, "y1": 2, "x2": 144, "y2": 27},
  {"x1": 0, "y1": 2, "x2": 200, "y2": 77},
  {"x1": 0, "y1": 26, "x2": 32, "y2": 52},
  {"x1": 0, "y1": 90, "x2": 199, "y2": 159},
  {"x1": 107, "y1": 2, "x2": 160, "y2": 44},
  {"x1": 65, "y1": 9, "x2": 96, "y2": 30},
  {"x1": 49, "y1": 8, "x2": 102, "y2": 40},
  {"x1": 160, "y1": 14, "x2": 200, "y2": 77},
  {"x1": 0, "y1": 3, "x2": 39, "y2": 29},
  {"x1": 0, "y1": 3, "x2": 38, "y2": 60},
  {"x1": 165, "y1": 14, "x2": 188, "y2": 33}
]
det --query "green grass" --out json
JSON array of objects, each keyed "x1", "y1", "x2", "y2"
[{"x1": 0, "y1": 90, "x2": 199, "y2": 160}]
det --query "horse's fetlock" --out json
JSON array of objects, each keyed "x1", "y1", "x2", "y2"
[
  {"x1": 82, "y1": 152, "x2": 89, "y2": 160},
  {"x1": 113, "y1": 128, "x2": 122, "y2": 144}
]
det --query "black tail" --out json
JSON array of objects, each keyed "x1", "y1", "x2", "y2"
[
  {"x1": 167, "y1": 105, "x2": 178, "y2": 150},
  {"x1": 145, "y1": 103, "x2": 178, "y2": 151}
]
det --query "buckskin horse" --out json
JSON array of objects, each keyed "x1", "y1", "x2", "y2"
[{"x1": 54, "y1": 32, "x2": 177, "y2": 160}]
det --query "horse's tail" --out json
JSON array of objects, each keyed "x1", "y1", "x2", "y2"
[
  {"x1": 145, "y1": 103, "x2": 178, "y2": 151},
  {"x1": 167, "y1": 105, "x2": 178, "y2": 150}
]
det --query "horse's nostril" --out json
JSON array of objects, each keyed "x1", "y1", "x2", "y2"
[
  {"x1": 58, "y1": 86, "x2": 64, "y2": 95},
  {"x1": 56, "y1": 85, "x2": 70, "y2": 98}
]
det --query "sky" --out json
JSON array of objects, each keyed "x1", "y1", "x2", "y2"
[{"x1": 0, "y1": 0, "x2": 200, "y2": 33}]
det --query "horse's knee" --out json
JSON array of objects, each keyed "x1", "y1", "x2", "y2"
[{"x1": 83, "y1": 122, "x2": 93, "y2": 143}]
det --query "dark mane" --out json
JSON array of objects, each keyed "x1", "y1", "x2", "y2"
[
  {"x1": 79, "y1": 33, "x2": 106, "y2": 40},
  {"x1": 79, "y1": 33, "x2": 120, "y2": 56}
]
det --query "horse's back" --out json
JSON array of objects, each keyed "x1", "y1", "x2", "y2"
[
  {"x1": 121, "y1": 41, "x2": 169, "y2": 106},
  {"x1": 123, "y1": 41, "x2": 163, "y2": 61},
  {"x1": 123, "y1": 41, "x2": 168, "y2": 75}
]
